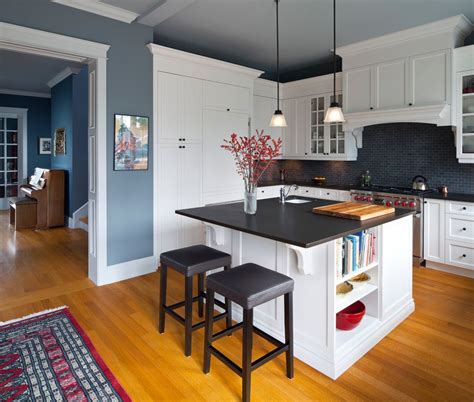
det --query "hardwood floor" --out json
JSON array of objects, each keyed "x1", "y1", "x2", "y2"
[{"x1": 1, "y1": 209, "x2": 473, "y2": 401}]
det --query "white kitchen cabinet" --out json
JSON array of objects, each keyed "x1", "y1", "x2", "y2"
[
  {"x1": 204, "y1": 81, "x2": 250, "y2": 114},
  {"x1": 157, "y1": 72, "x2": 203, "y2": 143},
  {"x1": 409, "y1": 50, "x2": 449, "y2": 106},
  {"x1": 157, "y1": 143, "x2": 203, "y2": 254},
  {"x1": 374, "y1": 59, "x2": 408, "y2": 110},
  {"x1": 203, "y1": 109, "x2": 248, "y2": 197},
  {"x1": 456, "y1": 69, "x2": 474, "y2": 162},
  {"x1": 344, "y1": 67, "x2": 373, "y2": 113},
  {"x1": 423, "y1": 199, "x2": 445, "y2": 263},
  {"x1": 344, "y1": 50, "x2": 450, "y2": 113},
  {"x1": 281, "y1": 97, "x2": 308, "y2": 157},
  {"x1": 257, "y1": 186, "x2": 281, "y2": 200},
  {"x1": 317, "y1": 188, "x2": 340, "y2": 201}
]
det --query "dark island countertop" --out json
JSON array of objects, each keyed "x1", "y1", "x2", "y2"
[
  {"x1": 423, "y1": 192, "x2": 474, "y2": 203},
  {"x1": 176, "y1": 197, "x2": 414, "y2": 248}
]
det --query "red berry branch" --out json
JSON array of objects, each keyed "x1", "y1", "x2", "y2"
[{"x1": 222, "y1": 130, "x2": 282, "y2": 192}]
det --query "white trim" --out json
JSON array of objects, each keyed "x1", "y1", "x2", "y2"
[
  {"x1": 138, "y1": 0, "x2": 195, "y2": 26},
  {"x1": 337, "y1": 15, "x2": 473, "y2": 58},
  {"x1": 425, "y1": 261, "x2": 474, "y2": 279},
  {"x1": 0, "y1": 88, "x2": 51, "y2": 98},
  {"x1": 0, "y1": 22, "x2": 110, "y2": 62},
  {"x1": 50, "y1": 0, "x2": 139, "y2": 23},
  {"x1": 0, "y1": 306, "x2": 68, "y2": 326},
  {"x1": 70, "y1": 201, "x2": 88, "y2": 229},
  {"x1": 47, "y1": 67, "x2": 81, "y2": 88},
  {"x1": 0, "y1": 23, "x2": 109, "y2": 286},
  {"x1": 97, "y1": 255, "x2": 157, "y2": 286},
  {"x1": 0, "y1": 107, "x2": 28, "y2": 181},
  {"x1": 147, "y1": 44, "x2": 263, "y2": 79},
  {"x1": 343, "y1": 103, "x2": 451, "y2": 132}
]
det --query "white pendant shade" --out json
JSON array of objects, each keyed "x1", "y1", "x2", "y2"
[
  {"x1": 324, "y1": 105, "x2": 345, "y2": 123},
  {"x1": 269, "y1": 110, "x2": 287, "y2": 127}
]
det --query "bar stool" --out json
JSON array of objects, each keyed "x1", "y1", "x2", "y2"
[
  {"x1": 203, "y1": 263, "x2": 294, "y2": 402},
  {"x1": 159, "y1": 245, "x2": 232, "y2": 356}
]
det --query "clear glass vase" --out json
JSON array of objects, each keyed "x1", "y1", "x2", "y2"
[{"x1": 244, "y1": 187, "x2": 257, "y2": 215}]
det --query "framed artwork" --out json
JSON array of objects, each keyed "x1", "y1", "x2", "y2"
[
  {"x1": 53, "y1": 128, "x2": 66, "y2": 156},
  {"x1": 114, "y1": 114, "x2": 149, "y2": 171},
  {"x1": 38, "y1": 138, "x2": 51, "y2": 154}
]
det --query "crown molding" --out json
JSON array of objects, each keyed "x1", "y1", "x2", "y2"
[
  {"x1": 337, "y1": 15, "x2": 473, "y2": 58},
  {"x1": 47, "y1": 67, "x2": 81, "y2": 88},
  {"x1": 50, "y1": 0, "x2": 139, "y2": 23},
  {"x1": 0, "y1": 88, "x2": 51, "y2": 98},
  {"x1": 147, "y1": 43, "x2": 264, "y2": 79}
]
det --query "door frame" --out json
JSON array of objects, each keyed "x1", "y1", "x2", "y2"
[{"x1": 0, "y1": 22, "x2": 110, "y2": 285}]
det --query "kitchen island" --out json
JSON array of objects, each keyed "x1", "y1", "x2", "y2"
[{"x1": 176, "y1": 197, "x2": 415, "y2": 379}]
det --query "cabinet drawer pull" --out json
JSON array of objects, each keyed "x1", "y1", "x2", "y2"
[
  {"x1": 227, "y1": 108, "x2": 230, "y2": 112},
  {"x1": 463, "y1": 207, "x2": 467, "y2": 210},
  {"x1": 462, "y1": 254, "x2": 467, "y2": 258},
  {"x1": 408, "y1": 103, "x2": 413, "y2": 106},
  {"x1": 369, "y1": 107, "x2": 374, "y2": 110},
  {"x1": 462, "y1": 227, "x2": 467, "y2": 231}
]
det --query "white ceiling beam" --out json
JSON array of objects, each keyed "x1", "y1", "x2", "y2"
[
  {"x1": 47, "y1": 67, "x2": 81, "y2": 88},
  {"x1": 138, "y1": 0, "x2": 195, "y2": 27},
  {"x1": 51, "y1": 0, "x2": 139, "y2": 24}
]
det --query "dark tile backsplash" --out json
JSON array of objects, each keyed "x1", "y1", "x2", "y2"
[{"x1": 262, "y1": 123, "x2": 474, "y2": 194}]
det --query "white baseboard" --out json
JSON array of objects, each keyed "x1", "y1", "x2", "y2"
[
  {"x1": 96, "y1": 255, "x2": 158, "y2": 286},
  {"x1": 425, "y1": 261, "x2": 474, "y2": 278}
]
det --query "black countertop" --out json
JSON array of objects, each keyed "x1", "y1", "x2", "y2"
[
  {"x1": 423, "y1": 192, "x2": 474, "y2": 203},
  {"x1": 176, "y1": 197, "x2": 414, "y2": 248},
  {"x1": 259, "y1": 180, "x2": 354, "y2": 191}
]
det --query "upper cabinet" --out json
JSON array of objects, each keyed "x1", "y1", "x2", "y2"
[
  {"x1": 157, "y1": 71, "x2": 203, "y2": 143},
  {"x1": 203, "y1": 81, "x2": 250, "y2": 114},
  {"x1": 454, "y1": 45, "x2": 474, "y2": 163},
  {"x1": 344, "y1": 50, "x2": 450, "y2": 113}
]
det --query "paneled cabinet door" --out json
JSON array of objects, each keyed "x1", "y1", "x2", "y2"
[
  {"x1": 410, "y1": 50, "x2": 449, "y2": 106},
  {"x1": 179, "y1": 143, "x2": 204, "y2": 247},
  {"x1": 157, "y1": 72, "x2": 203, "y2": 143},
  {"x1": 204, "y1": 81, "x2": 250, "y2": 114},
  {"x1": 375, "y1": 59, "x2": 408, "y2": 110},
  {"x1": 203, "y1": 109, "x2": 248, "y2": 194},
  {"x1": 157, "y1": 143, "x2": 181, "y2": 253},
  {"x1": 281, "y1": 97, "x2": 308, "y2": 157},
  {"x1": 344, "y1": 66, "x2": 373, "y2": 113},
  {"x1": 423, "y1": 199, "x2": 446, "y2": 263}
]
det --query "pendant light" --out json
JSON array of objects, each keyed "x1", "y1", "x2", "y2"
[
  {"x1": 324, "y1": 0, "x2": 345, "y2": 123},
  {"x1": 269, "y1": 0, "x2": 287, "y2": 127}
]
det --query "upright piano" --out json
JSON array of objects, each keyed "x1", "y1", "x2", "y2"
[{"x1": 20, "y1": 168, "x2": 65, "y2": 228}]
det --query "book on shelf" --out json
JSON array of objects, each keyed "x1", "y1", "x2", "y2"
[{"x1": 339, "y1": 230, "x2": 377, "y2": 278}]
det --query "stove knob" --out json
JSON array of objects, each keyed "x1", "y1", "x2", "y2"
[
  {"x1": 354, "y1": 196, "x2": 360, "y2": 201},
  {"x1": 409, "y1": 201, "x2": 416, "y2": 208},
  {"x1": 402, "y1": 201, "x2": 408, "y2": 207},
  {"x1": 386, "y1": 201, "x2": 393, "y2": 207},
  {"x1": 367, "y1": 196, "x2": 373, "y2": 202},
  {"x1": 361, "y1": 196, "x2": 368, "y2": 202},
  {"x1": 394, "y1": 200, "x2": 401, "y2": 206}
]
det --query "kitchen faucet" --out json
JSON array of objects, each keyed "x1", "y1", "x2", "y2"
[{"x1": 279, "y1": 184, "x2": 299, "y2": 204}]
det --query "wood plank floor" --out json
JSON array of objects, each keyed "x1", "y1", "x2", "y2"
[{"x1": 0, "y1": 210, "x2": 473, "y2": 401}]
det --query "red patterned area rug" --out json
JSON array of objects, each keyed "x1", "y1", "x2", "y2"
[{"x1": 0, "y1": 307, "x2": 131, "y2": 401}]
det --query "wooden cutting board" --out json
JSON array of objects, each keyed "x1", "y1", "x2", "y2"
[{"x1": 313, "y1": 201, "x2": 395, "y2": 221}]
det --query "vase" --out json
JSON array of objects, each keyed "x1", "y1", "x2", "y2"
[{"x1": 244, "y1": 188, "x2": 257, "y2": 215}]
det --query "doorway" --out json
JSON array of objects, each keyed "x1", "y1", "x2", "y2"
[{"x1": 0, "y1": 22, "x2": 109, "y2": 285}]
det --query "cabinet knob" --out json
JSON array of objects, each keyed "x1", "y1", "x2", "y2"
[
  {"x1": 227, "y1": 108, "x2": 230, "y2": 112},
  {"x1": 424, "y1": 201, "x2": 427, "y2": 204},
  {"x1": 463, "y1": 207, "x2": 467, "y2": 210},
  {"x1": 369, "y1": 107, "x2": 374, "y2": 110},
  {"x1": 183, "y1": 138, "x2": 186, "y2": 141},
  {"x1": 462, "y1": 227, "x2": 467, "y2": 231},
  {"x1": 305, "y1": 152, "x2": 308, "y2": 155},
  {"x1": 462, "y1": 254, "x2": 467, "y2": 258},
  {"x1": 408, "y1": 103, "x2": 413, "y2": 106}
]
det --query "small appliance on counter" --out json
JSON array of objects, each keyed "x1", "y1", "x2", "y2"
[
  {"x1": 361, "y1": 170, "x2": 372, "y2": 187},
  {"x1": 439, "y1": 185, "x2": 449, "y2": 196},
  {"x1": 412, "y1": 175, "x2": 429, "y2": 191}
]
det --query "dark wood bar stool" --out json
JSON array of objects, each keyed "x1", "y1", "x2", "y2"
[
  {"x1": 203, "y1": 263, "x2": 294, "y2": 402},
  {"x1": 159, "y1": 245, "x2": 232, "y2": 356}
]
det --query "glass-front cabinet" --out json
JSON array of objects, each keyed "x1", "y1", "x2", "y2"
[
  {"x1": 309, "y1": 93, "x2": 347, "y2": 159},
  {"x1": 0, "y1": 117, "x2": 19, "y2": 208},
  {"x1": 457, "y1": 70, "x2": 474, "y2": 162}
]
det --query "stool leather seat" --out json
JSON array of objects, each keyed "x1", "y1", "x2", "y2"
[
  {"x1": 160, "y1": 245, "x2": 231, "y2": 277},
  {"x1": 207, "y1": 263, "x2": 294, "y2": 309}
]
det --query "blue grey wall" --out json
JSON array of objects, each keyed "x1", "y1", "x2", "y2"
[
  {"x1": 2, "y1": 0, "x2": 154, "y2": 265},
  {"x1": 0, "y1": 93, "x2": 51, "y2": 173},
  {"x1": 263, "y1": 123, "x2": 474, "y2": 194}
]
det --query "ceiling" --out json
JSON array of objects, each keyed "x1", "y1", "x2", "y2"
[{"x1": 0, "y1": 50, "x2": 85, "y2": 95}]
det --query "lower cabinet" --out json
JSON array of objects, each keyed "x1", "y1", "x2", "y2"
[
  {"x1": 157, "y1": 143, "x2": 203, "y2": 254},
  {"x1": 423, "y1": 198, "x2": 474, "y2": 275}
]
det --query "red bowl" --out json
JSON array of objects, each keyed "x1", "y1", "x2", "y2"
[{"x1": 336, "y1": 301, "x2": 366, "y2": 330}]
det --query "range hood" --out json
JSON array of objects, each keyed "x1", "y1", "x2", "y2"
[{"x1": 343, "y1": 103, "x2": 451, "y2": 134}]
